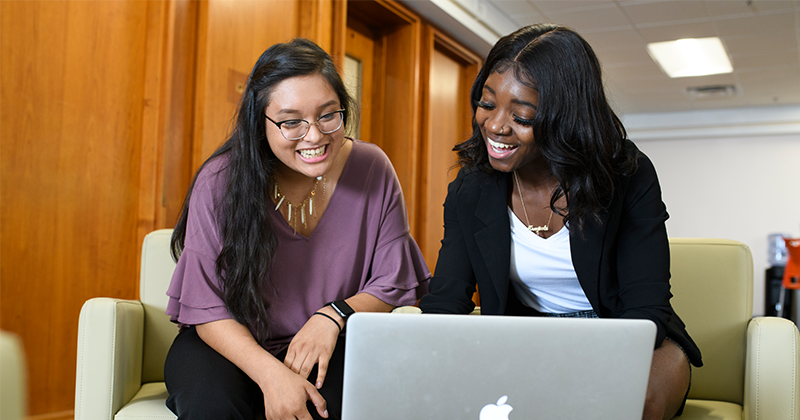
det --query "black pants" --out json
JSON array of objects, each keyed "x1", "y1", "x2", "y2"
[{"x1": 164, "y1": 326, "x2": 345, "y2": 420}]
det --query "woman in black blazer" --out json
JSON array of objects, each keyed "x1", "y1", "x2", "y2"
[{"x1": 419, "y1": 24, "x2": 701, "y2": 420}]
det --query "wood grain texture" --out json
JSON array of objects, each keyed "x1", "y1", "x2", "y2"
[
  {"x1": 0, "y1": 0, "x2": 160, "y2": 414},
  {"x1": 417, "y1": 28, "x2": 480, "y2": 305},
  {"x1": 192, "y1": 0, "x2": 300, "y2": 175},
  {"x1": 346, "y1": 0, "x2": 421, "y2": 236},
  {"x1": 344, "y1": 25, "x2": 375, "y2": 142},
  {"x1": 160, "y1": 0, "x2": 199, "y2": 230}
]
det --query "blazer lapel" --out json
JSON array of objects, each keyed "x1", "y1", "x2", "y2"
[
  {"x1": 569, "y1": 190, "x2": 624, "y2": 314},
  {"x1": 473, "y1": 173, "x2": 511, "y2": 310},
  {"x1": 570, "y1": 215, "x2": 606, "y2": 312}
]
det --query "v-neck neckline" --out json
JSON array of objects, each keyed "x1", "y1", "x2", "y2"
[{"x1": 271, "y1": 141, "x2": 357, "y2": 241}]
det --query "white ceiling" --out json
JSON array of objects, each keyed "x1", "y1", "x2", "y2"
[{"x1": 402, "y1": 0, "x2": 800, "y2": 116}]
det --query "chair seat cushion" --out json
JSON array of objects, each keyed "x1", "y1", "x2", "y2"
[
  {"x1": 676, "y1": 399, "x2": 742, "y2": 419},
  {"x1": 115, "y1": 382, "x2": 175, "y2": 420}
]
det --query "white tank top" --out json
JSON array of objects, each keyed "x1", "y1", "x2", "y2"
[{"x1": 508, "y1": 207, "x2": 593, "y2": 313}]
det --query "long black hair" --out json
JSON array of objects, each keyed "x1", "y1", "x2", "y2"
[
  {"x1": 170, "y1": 38, "x2": 355, "y2": 344},
  {"x1": 456, "y1": 23, "x2": 638, "y2": 233}
]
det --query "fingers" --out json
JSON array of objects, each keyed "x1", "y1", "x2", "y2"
[
  {"x1": 284, "y1": 347, "x2": 315, "y2": 379},
  {"x1": 263, "y1": 374, "x2": 327, "y2": 420},
  {"x1": 306, "y1": 384, "x2": 329, "y2": 419},
  {"x1": 315, "y1": 356, "x2": 329, "y2": 389}
]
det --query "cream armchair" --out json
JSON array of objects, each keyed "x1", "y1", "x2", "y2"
[
  {"x1": 75, "y1": 229, "x2": 177, "y2": 420},
  {"x1": 669, "y1": 238, "x2": 799, "y2": 419},
  {"x1": 399, "y1": 238, "x2": 800, "y2": 420}
]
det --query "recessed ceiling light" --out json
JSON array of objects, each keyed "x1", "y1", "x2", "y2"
[{"x1": 647, "y1": 37, "x2": 733, "y2": 78}]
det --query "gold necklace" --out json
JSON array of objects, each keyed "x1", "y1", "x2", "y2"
[
  {"x1": 513, "y1": 171, "x2": 553, "y2": 237},
  {"x1": 273, "y1": 175, "x2": 326, "y2": 232}
]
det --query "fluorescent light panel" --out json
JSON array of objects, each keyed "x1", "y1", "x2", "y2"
[{"x1": 647, "y1": 37, "x2": 733, "y2": 78}]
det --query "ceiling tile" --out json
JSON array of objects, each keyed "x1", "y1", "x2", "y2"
[
  {"x1": 689, "y1": 95, "x2": 749, "y2": 109},
  {"x1": 744, "y1": 91, "x2": 800, "y2": 106},
  {"x1": 545, "y1": 4, "x2": 631, "y2": 29},
  {"x1": 508, "y1": 12, "x2": 549, "y2": 26},
  {"x1": 530, "y1": 0, "x2": 617, "y2": 14},
  {"x1": 736, "y1": 66, "x2": 800, "y2": 82},
  {"x1": 723, "y1": 31, "x2": 798, "y2": 56},
  {"x1": 731, "y1": 51, "x2": 800, "y2": 70},
  {"x1": 493, "y1": 0, "x2": 539, "y2": 15},
  {"x1": 604, "y1": 61, "x2": 667, "y2": 80},
  {"x1": 703, "y1": 0, "x2": 795, "y2": 19},
  {"x1": 614, "y1": 92, "x2": 690, "y2": 113},
  {"x1": 713, "y1": 11, "x2": 795, "y2": 37},
  {"x1": 619, "y1": 0, "x2": 709, "y2": 24},
  {"x1": 634, "y1": 20, "x2": 717, "y2": 42},
  {"x1": 606, "y1": 76, "x2": 677, "y2": 92},
  {"x1": 596, "y1": 46, "x2": 653, "y2": 65},
  {"x1": 580, "y1": 27, "x2": 644, "y2": 50}
]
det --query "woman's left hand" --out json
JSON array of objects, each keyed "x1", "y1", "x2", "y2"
[{"x1": 284, "y1": 308, "x2": 342, "y2": 390}]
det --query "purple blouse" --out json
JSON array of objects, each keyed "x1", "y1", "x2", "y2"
[{"x1": 166, "y1": 140, "x2": 430, "y2": 356}]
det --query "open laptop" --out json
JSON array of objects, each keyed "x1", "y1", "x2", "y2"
[{"x1": 341, "y1": 312, "x2": 656, "y2": 420}]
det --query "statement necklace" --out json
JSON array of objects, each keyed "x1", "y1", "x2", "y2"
[
  {"x1": 273, "y1": 175, "x2": 326, "y2": 232},
  {"x1": 513, "y1": 171, "x2": 553, "y2": 237}
]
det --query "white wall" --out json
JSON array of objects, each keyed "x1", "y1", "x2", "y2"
[{"x1": 624, "y1": 106, "x2": 800, "y2": 316}]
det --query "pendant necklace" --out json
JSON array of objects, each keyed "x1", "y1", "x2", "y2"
[
  {"x1": 273, "y1": 175, "x2": 326, "y2": 233},
  {"x1": 513, "y1": 170, "x2": 553, "y2": 237}
]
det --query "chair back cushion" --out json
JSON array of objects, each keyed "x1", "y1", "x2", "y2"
[
  {"x1": 1, "y1": 331, "x2": 26, "y2": 420},
  {"x1": 140, "y1": 229, "x2": 179, "y2": 383},
  {"x1": 669, "y1": 238, "x2": 753, "y2": 405}
]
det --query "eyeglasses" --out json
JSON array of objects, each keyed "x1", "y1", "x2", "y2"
[{"x1": 265, "y1": 109, "x2": 346, "y2": 141}]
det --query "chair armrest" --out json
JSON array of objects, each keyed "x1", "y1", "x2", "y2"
[
  {"x1": 390, "y1": 306, "x2": 482, "y2": 315},
  {"x1": 75, "y1": 298, "x2": 145, "y2": 420},
  {"x1": 744, "y1": 316, "x2": 800, "y2": 420},
  {"x1": 391, "y1": 306, "x2": 422, "y2": 314}
]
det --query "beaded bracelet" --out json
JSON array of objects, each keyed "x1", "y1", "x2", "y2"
[{"x1": 313, "y1": 311, "x2": 342, "y2": 333}]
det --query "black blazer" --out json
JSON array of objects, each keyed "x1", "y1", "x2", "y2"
[{"x1": 420, "y1": 142, "x2": 702, "y2": 366}]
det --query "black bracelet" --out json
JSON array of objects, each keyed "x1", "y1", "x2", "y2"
[{"x1": 313, "y1": 312, "x2": 342, "y2": 333}]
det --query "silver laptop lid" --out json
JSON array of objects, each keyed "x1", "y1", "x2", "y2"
[{"x1": 342, "y1": 312, "x2": 656, "y2": 420}]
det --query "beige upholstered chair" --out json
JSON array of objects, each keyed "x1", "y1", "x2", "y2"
[
  {"x1": 1, "y1": 330, "x2": 27, "y2": 420},
  {"x1": 669, "y1": 238, "x2": 799, "y2": 419},
  {"x1": 399, "y1": 238, "x2": 800, "y2": 420},
  {"x1": 75, "y1": 229, "x2": 177, "y2": 420}
]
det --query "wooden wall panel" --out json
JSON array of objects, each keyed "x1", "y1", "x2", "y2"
[
  {"x1": 192, "y1": 0, "x2": 301, "y2": 174},
  {"x1": 421, "y1": 49, "x2": 462, "y2": 266},
  {"x1": 0, "y1": 0, "x2": 165, "y2": 415},
  {"x1": 160, "y1": 0, "x2": 199, "y2": 229},
  {"x1": 346, "y1": 0, "x2": 422, "y2": 236},
  {"x1": 418, "y1": 28, "x2": 481, "y2": 273}
]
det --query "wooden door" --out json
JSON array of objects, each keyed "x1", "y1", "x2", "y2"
[
  {"x1": 345, "y1": 0, "x2": 422, "y2": 235},
  {"x1": 343, "y1": 24, "x2": 376, "y2": 142},
  {"x1": 418, "y1": 28, "x2": 481, "y2": 273}
]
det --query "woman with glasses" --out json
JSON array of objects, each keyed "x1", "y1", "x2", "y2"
[
  {"x1": 164, "y1": 38, "x2": 429, "y2": 420},
  {"x1": 419, "y1": 24, "x2": 701, "y2": 419}
]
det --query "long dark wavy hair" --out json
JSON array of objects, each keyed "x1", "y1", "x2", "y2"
[
  {"x1": 170, "y1": 38, "x2": 355, "y2": 344},
  {"x1": 456, "y1": 23, "x2": 638, "y2": 233}
]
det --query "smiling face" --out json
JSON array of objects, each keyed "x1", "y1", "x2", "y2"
[
  {"x1": 264, "y1": 73, "x2": 346, "y2": 179},
  {"x1": 476, "y1": 69, "x2": 541, "y2": 173}
]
